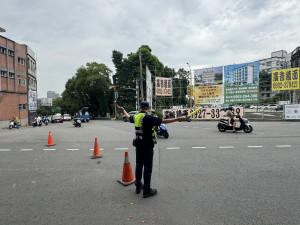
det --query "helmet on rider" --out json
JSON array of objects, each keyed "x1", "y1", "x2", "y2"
[{"x1": 228, "y1": 106, "x2": 234, "y2": 111}]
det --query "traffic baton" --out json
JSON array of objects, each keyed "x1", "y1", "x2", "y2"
[{"x1": 186, "y1": 107, "x2": 203, "y2": 121}]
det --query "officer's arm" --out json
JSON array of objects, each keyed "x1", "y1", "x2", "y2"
[
  {"x1": 162, "y1": 116, "x2": 186, "y2": 124},
  {"x1": 117, "y1": 105, "x2": 130, "y2": 120}
]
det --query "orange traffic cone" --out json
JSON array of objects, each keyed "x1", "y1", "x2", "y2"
[
  {"x1": 26, "y1": 122, "x2": 28, "y2": 127},
  {"x1": 46, "y1": 131, "x2": 55, "y2": 146},
  {"x1": 91, "y1": 138, "x2": 103, "y2": 159},
  {"x1": 118, "y1": 151, "x2": 135, "y2": 186}
]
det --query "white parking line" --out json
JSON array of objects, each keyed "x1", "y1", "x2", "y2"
[
  {"x1": 166, "y1": 147, "x2": 180, "y2": 150},
  {"x1": 66, "y1": 149, "x2": 79, "y2": 151},
  {"x1": 276, "y1": 145, "x2": 291, "y2": 148},
  {"x1": 247, "y1": 146, "x2": 263, "y2": 148},
  {"x1": 0, "y1": 149, "x2": 11, "y2": 152},
  {"x1": 43, "y1": 149, "x2": 56, "y2": 151},
  {"x1": 219, "y1": 146, "x2": 235, "y2": 149},
  {"x1": 192, "y1": 147, "x2": 207, "y2": 149},
  {"x1": 20, "y1": 149, "x2": 33, "y2": 151},
  {"x1": 90, "y1": 148, "x2": 104, "y2": 151},
  {"x1": 115, "y1": 148, "x2": 129, "y2": 150}
]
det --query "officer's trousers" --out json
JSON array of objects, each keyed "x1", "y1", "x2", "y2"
[{"x1": 135, "y1": 142, "x2": 154, "y2": 191}]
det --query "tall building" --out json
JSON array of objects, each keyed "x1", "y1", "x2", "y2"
[
  {"x1": 47, "y1": 90, "x2": 60, "y2": 99},
  {"x1": 0, "y1": 35, "x2": 37, "y2": 128},
  {"x1": 259, "y1": 50, "x2": 290, "y2": 101}
]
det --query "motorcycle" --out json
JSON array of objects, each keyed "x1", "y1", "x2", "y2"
[
  {"x1": 73, "y1": 118, "x2": 81, "y2": 127},
  {"x1": 9, "y1": 121, "x2": 20, "y2": 129},
  {"x1": 43, "y1": 117, "x2": 49, "y2": 125},
  {"x1": 156, "y1": 124, "x2": 169, "y2": 138},
  {"x1": 32, "y1": 118, "x2": 42, "y2": 127},
  {"x1": 217, "y1": 115, "x2": 253, "y2": 133}
]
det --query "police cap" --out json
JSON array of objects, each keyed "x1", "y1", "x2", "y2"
[{"x1": 140, "y1": 101, "x2": 150, "y2": 109}]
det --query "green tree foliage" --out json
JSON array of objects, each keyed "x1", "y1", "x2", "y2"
[
  {"x1": 259, "y1": 70, "x2": 271, "y2": 86},
  {"x1": 112, "y1": 45, "x2": 188, "y2": 110},
  {"x1": 60, "y1": 62, "x2": 113, "y2": 117}
]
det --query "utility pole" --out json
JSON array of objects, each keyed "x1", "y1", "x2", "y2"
[
  {"x1": 139, "y1": 51, "x2": 144, "y2": 101},
  {"x1": 114, "y1": 85, "x2": 117, "y2": 119},
  {"x1": 187, "y1": 63, "x2": 193, "y2": 108}
]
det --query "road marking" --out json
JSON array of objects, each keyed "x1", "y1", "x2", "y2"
[
  {"x1": 276, "y1": 145, "x2": 291, "y2": 148},
  {"x1": 20, "y1": 149, "x2": 33, "y2": 151},
  {"x1": 43, "y1": 149, "x2": 56, "y2": 151},
  {"x1": 66, "y1": 149, "x2": 79, "y2": 151},
  {"x1": 0, "y1": 149, "x2": 11, "y2": 152},
  {"x1": 219, "y1": 146, "x2": 234, "y2": 149},
  {"x1": 192, "y1": 127, "x2": 199, "y2": 129},
  {"x1": 115, "y1": 148, "x2": 129, "y2": 150},
  {"x1": 166, "y1": 147, "x2": 180, "y2": 150},
  {"x1": 192, "y1": 147, "x2": 207, "y2": 149},
  {"x1": 90, "y1": 148, "x2": 104, "y2": 151},
  {"x1": 183, "y1": 126, "x2": 189, "y2": 128},
  {"x1": 247, "y1": 146, "x2": 263, "y2": 148}
]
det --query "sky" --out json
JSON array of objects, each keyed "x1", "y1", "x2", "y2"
[{"x1": 1, "y1": 0, "x2": 300, "y2": 98}]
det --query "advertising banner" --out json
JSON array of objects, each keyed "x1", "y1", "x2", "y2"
[
  {"x1": 155, "y1": 77, "x2": 172, "y2": 96},
  {"x1": 272, "y1": 68, "x2": 300, "y2": 91},
  {"x1": 162, "y1": 107, "x2": 244, "y2": 120},
  {"x1": 146, "y1": 66, "x2": 153, "y2": 108},
  {"x1": 28, "y1": 89, "x2": 37, "y2": 110},
  {"x1": 194, "y1": 66, "x2": 223, "y2": 104},
  {"x1": 284, "y1": 104, "x2": 300, "y2": 120},
  {"x1": 224, "y1": 61, "x2": 260, "y2": 104}
]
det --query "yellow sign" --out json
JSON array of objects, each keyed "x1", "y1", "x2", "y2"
[
  {"x1": 272, "y1": 68, "x2": 300, "y2": 91},
  {"x1": 194, "y1": 85, "x2": 223, "y2": 105},
  {"x1": 190, "y1": 85, "x2": 194, "y2": 97}
]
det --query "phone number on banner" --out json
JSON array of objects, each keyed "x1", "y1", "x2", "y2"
[{"x1": 162, "y1": 107, "x2": 244, "y2": 120}]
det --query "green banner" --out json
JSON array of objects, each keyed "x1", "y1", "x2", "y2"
[{"x1": 224, "y1": 85, "x2": 259, "y2": 104}]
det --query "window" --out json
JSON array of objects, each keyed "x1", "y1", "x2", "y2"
[
  {"x1": 9, "y1": 72, "x2": 15, "y2": 78},
  {"x1": 1, "y1": 70, "x2": 7, "y2": 77},
  {"x1": 8, "y1": 50, "x2": 14, "y2": 57},
  {"x1": 266, "y1": 94, "x2": 270, "y2": 97},
  {"x1": 18, "y1": 78, "x2": 26, "y2": 86},
  {"x1": 19, "y1": 104, "x2": 27, "y2": 110},
  {"x1": 18, "y1": 57, "x2": 25, "y2": 65},
  {"x1": 0, "y1": 47, "x2": 6, "y2": 54}
]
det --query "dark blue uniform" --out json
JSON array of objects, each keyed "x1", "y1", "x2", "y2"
[{"x1": 130, "y1": 112, "x2": 162, "y2": 191}]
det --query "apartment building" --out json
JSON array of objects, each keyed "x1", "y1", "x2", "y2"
[
  {"x1": 259, "y1": 50, "x2": 290, "y2": 101},
  {"x1": 0, "y1": 35, "x2": 37, "y2": 128},
  {"x1": 232, "y1": 64, "x2": 258, "y2": 86}
]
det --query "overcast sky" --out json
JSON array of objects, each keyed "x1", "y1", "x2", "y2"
[{"x1": 1, "y1": 0, "x2": 299, "y2": 97}]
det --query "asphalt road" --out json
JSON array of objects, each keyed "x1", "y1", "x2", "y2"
[{"x1": 0, "y1": 120, "x2": 299, "y2": 225}]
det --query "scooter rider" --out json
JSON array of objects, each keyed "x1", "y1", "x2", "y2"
[
  {"x1": 226, "y1": 106, "x2": 237, "y2": 132},
  {"x1": 118, "y1": 101, "x2": 186, "y2": 198}
]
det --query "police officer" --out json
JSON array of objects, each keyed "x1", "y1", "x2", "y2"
[{"x1": 118, "y1": 101, "x2": 186, "y2": 198}]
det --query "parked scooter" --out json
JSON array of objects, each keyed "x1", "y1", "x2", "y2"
[
  {"x1": 73, "y1": 118, "x2": 81, "y2": 127},
  {"x1": 156, "y1": 124, "x2": 169, "y2": 138},
  {"x1": 9, "y1": 120, "x2": 20, "y2": 129},
  {"x1": 32, "y1": 117, "x2": 42, "y2": 127},
  {"x1": 217, "y1": 114, "x2": 253, "y2": 133}
]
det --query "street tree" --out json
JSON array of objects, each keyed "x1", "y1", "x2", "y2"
[{"x1": 61, "y1": 62, "x2": 113, "y2": 117}]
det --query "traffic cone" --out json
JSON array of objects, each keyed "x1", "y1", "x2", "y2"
[
  {"x1": 26, "y1": 122, "x2": 28, "y2": 127},
  {"x1": 118, "y1": 151, "x2": 135, "y2": 186},
  {"x1": 46, "y1": 131, "x2": 55, "y2": 146},
  {"x1": 91, "y1": 138, "x2": 102, "y2": 159}
]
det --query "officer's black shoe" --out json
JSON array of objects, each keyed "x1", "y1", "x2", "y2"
[
  {"x1": 136, "y1": 184, "x2": 143, "y2": 194},
  {"x1": 143, "y1": 188, "x2": 157, "y2": 198}
]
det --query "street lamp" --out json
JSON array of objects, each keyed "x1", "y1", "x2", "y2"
[{"x1": 0, "y1": 27, "x2": 6, "y2": 32}]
